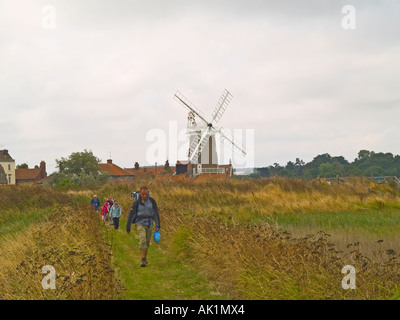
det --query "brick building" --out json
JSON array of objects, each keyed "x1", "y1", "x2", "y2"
[{"x1": 15, "y1": 161, "x2": 48, "y2": 184}]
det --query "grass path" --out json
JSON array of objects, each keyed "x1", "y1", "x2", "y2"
[{"x1": 106, "y1": 219, "x2": 228, "y2": 300}]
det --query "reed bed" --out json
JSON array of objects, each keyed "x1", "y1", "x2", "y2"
[
  {"x1": 2, "y1": 176, "x2": 399, "y2": 300},
  {"x1": 108, "y1": 176, "x2": 400, "y2": 300},
  {"x1": 0, "y1": 186, "x2": 122, "y2": 300}
]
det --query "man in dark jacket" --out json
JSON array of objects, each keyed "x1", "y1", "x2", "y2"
[
  {"x1": 90, "y1": 195, "x2": 101, "y2": 212},
  {"x1": 126, "y1": 186, "x2": 161, "y2": 267}
]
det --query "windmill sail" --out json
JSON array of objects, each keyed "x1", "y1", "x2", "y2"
[
  {"x1": 218, "y1": 127, "x2": 247, "y2": 157},
  {"x1": 174, "y1": 91, "x2": 208, "y2": 125},
  {"x1": 188, "y1": 128, "x2": 211, "y2": 163},
  {"x1": 211, "y1": 89, "x2": 232, "y2": 125}
]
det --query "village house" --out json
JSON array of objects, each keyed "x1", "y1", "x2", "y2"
[
  {"x1": 15, "y1": 161, "x2": 48, "y2": 184},
  {"x1": 0, "y1": 149, "x2": 16, "y2": 185},
  {"x1": 98, "y1": 159, "x2": 134, "y2": 181},
  {"x1": 0, "y1": 164, "x2": 7, "y2": 184}
]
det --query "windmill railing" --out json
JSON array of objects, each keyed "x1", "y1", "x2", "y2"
[{"x1": 199, "y1": 167, "x2": 226, "y2": 174}]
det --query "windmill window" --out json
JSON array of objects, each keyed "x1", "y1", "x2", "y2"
[{"x1": 8, "y1": 164, "x2": 11, "y2": 171}]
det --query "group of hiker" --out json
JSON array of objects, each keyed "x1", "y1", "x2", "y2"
[
  {"x1": 90, "y1": 195, "x2": 122, "y2": 229},
  {"x1": 90, "y1": 186, "x2": 161, "y2": 268}
]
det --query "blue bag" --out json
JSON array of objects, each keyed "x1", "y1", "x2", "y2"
[{"x1": 153, "y1": 231, "x2": 161, "y2": 243}]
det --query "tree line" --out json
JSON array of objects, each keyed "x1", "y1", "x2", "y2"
[
  {"x1": 253, "y1": 150, "x2": 400, "y2": 179},
  {"x1": 43, "y1": 149, "x2": 400, "y2": 187}
]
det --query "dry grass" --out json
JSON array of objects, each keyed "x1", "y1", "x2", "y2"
[
  {"x1": 165, "y1": 218, "x2": 400, "y2": 299},
  {"x1": 110, "y1": 176, "x2": 400, "y2": 300},
  {"x1": 2, "y1": 176, "x2": 399, "y2": 300},
  {"x1": 0, "y1": 186, "x2": 123, "y2": 300}
]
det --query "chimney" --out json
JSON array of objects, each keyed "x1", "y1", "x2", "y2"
[
  {"x1": 107, "y1": 159, "x2": 112, "y2": 164},
  {"x1": 40, "y1": 161, "x2": 47, "y2": 180}
]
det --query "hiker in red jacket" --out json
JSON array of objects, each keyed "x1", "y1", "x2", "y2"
[{"x1": 100, "y1": 197, "x2": 110, "y2": 222}]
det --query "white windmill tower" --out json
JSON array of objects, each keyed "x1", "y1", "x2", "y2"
[{"x1": 173, "y1": 89, "x2": 246, "y2": 176}]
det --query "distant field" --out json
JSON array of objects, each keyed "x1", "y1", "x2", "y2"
[{"x1": 1, "y1": 177, "x2": 399, "y2": 300}]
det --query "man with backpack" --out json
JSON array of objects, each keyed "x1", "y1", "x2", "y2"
[{"x1": 126, "y1": 186, "x2": 161, "y2": 267}]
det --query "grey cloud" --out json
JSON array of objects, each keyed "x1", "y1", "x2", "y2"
[{"x1": 1, "y1": 1, "x2": 400, "y2": 172}]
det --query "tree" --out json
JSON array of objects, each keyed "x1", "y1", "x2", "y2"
[
  {"x1": 331, "y1": 156, "x2": 348, "y2": 165},
  {"x1": 318, "y1": 163, "x2": 332, "y2": 178},
  {"x1": 16, "y1": 163, "x2": 29, "y2": 169},
  {"x1": 367, "y1": 165, "x2": 384, "y2": 177},
  {"x1": 319, "y1": 162, "x2": 344, "y2": 178},
  {"x1": 357, "y1": 150, "x2": 371, "y2": 161},
  {"x1": 294, "y1": 158, "x2": 305, "y2": 176},
  {"x1": 46, "y1": 149, "x2": 108, "y2": 187},
  {"x1": 304, "y1": 153, "x2": 332, "y2": 177},
  {"x1": 283, "y1": 161, "x2": 297, "y2": 177},
  {"x1": 56, "y1": 149, "x2": 101, "y2": 176}
]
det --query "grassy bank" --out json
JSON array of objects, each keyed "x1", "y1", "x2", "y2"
[
  {"x1": 1, "y1": 177, "x2": 399, "y2": 300},
  {"x1": 0, "y1": 186, "x2": 121, "y2": 299},
  {"x1": 97, "y1": 176, "x2": 400, "y2": 300},
  {"x1": 0, "y1": 184, "x2": 227, "y2": 300}
]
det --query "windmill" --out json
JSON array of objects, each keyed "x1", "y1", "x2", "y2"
[{"x1": 173, "y1": 89, "x2": 246, "y2": 176}]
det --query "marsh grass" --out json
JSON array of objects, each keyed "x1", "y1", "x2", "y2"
[
  {"x1": 0, "y1": 206, "x2": 123, "y2": 300},
  {"x1": 106, "y1": 176, "x2": 400, "y2": 300},
  {"x1": 0, "y1": 186, "x2": 122, "y2": 300},
  {"x1": 2, "y1": 176, "x2": 399, "y2": 300}
]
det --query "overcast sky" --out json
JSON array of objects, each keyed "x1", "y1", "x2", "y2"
[{"x1": 1, "y1": 0, "x2": 399, "y2": 173}]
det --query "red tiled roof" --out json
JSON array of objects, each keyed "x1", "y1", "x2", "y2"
[
  {"x1": 16, "y1": 168, "x2": 41, "y2": 180},
  {"x1": 98, "y1": 163, "x2": 134, "y2": 177},
  {"x1": 124, "y1": 167, "x2": 176, "y2": 175}
]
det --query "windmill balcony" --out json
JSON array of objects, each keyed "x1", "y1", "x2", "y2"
[{"x1": 199, "y1": 167, "x2": 226, "y2": 174}]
